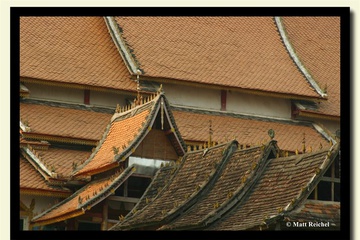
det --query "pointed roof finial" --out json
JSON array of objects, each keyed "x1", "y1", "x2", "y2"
[
  {"x1": 335, "y1": 129, "x2": 340, "y2": 142},
  {"x1": 302, "y1": 132, "x2": 306, "y2": 153},
  {"x1": 158, "y1": 84, "x2": 163, "y2": 94},
  {"x1": 268, "y1": 129, "x2": 275, "y2": 140},
  {"x1": 135, "y1": 69, "x2": 142, "y2": 105},
  {"x1": 208, "y1": 120, "x2": 213, "y2": 146}
]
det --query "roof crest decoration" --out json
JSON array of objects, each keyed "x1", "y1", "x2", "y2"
[
  {"x1": 274, "y1": 17, "x2": 327, "y2": 99},
  {"x1": 20, "y1": 120, "x2": 30, "y2": 132},
  {"x1": 104, "y1": 16, "x2": 139, "y2": 74},
  {"x1": 312, "y1": 123, "x2": 337, "y2": 145},
  {"x1": 22, "y1": 147, "x2": 57, "y2": 179}
]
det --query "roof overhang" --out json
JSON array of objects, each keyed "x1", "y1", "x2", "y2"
[{"x1": 137, "y1": 75, "x2": 327, "y2": 102}]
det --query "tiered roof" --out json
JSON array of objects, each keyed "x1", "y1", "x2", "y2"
[
  {"x1": 20, "y1": 17, "x2": 136, "y2": 93},
  {"x1": 281, "y1": 17, "x2": 340, "y2": 119},
  {"x1": 20, "y1": 155, "x2": 71, "y2": 197},
  {"x1": 31, "y1": 165, "x2": 137, "y2": 226},
  {"x1": 73, "y1": 92, "x2": 186, "y2": 177},
  {"x1": 20, "y1": 102, "x2": 112, "y2": 145},
  {"x1": 113, "y1": 16, "x2": 323, "y2": 101},
  {"x1": 110, "y1": 140, "x2": 339, "y2": 230},
  {"x1": 172, "y1": 108, "x2": 332, "y2": 153},
  {"x1": 208, "y1": 144, "x2": 339, "y2": 230}
]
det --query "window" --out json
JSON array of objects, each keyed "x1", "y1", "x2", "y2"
[
  {"x1": 78, "y1": 222, "x2": 101, "y2": 231},
  {"x1": 20, "y1": 219, "x2": 24, "y2": 230},
  {"x1": 308, "y1": 157, "x2": 340, "y2": 202}
]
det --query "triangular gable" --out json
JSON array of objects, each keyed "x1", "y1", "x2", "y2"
[
  {"x1": 73, "y1": 92, "x2": 186, "y2": 177},
  {"x1": 111, "y1": 140, "x2": 279, "y2": 231},
  {"x1": 31, "y1": 164, "x2": 137, "y2": 227}
]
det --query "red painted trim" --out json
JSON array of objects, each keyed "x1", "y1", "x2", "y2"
[
  {"x1": 84, "y1": 89, "x2": 90, "y2": 105},
  {"x1": 221, "y1": 90, "x2": 227, "y2": 111}
]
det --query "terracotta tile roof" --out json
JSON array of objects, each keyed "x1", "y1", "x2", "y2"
[
  {"x1": 114, "y1": 17, "x2": 321, "y2": 99},
  {"x1": 208, "y1": 146, "x2": 338, "y2": 230},
  {"x1": 282, "y1": 17, "x2": 340, "y2": 117},
  {"x1": 74, "y1": 105, "x2": 152, "y2": 176},
  {"x1": 20, "y1": 155, "x2": 71, "y2": 196},
  {"x1": 20, "y1": 103, "x2": 112, "y2": 142},
  {"x1": 32, "y1": 148, "x2": 92, "y2": 179},
  {"x1": 160, "y1": 144, "x2": 270, "y2": 230},
  {"x1": 172, "y1": 109, "x2": 330, "y2": 152},
  {"x1": 74, "y1": 93, "x2": 186, "y2": 177},
  {"x1": 115, "y1": 141, "x2": 239, "y2": 230},
  {"x1": 285, "y1": 200, "x2": 340, "y2": 227},
  {"x1": 20, "y1": 17, "x2": 136, "y2": 92},
  {"x1": 19, "y1": 137, "x2": 50, "y2": 150},
  {"x1": 31, "y1": 165, "x2": 136, "y2": 226}
]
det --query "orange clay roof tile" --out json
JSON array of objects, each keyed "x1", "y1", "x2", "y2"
[
  {"x1": 32, "y1": 166, "x2": 135, "y2": 224},
  {"x1": 114, "y1": 17, "x2": 320, "y2": 99},
  {"x1": 282, "y1": 17, "x2": 340, "y2": 117},
  {"x1": 20, "y1": 103, "x2": 112, "y2": 141},
  {"x1": 20, "y1": 17, "x2": 136, "y2": 92},
  {"x1": 74, "y1": 101, "x2": 155, "y2": 176},
  {"x1": 20, "y1": 155, "x2": 71, "y2": 194},
  {"x1": 209, "y1": 148, "x2": 334, "y2": 230},
  {"x1": 34, "y1": 148, "x2": 92, "y2": 179},
  {"x1": 172, "y1": 110, "x2": 330, "y2": 152}
]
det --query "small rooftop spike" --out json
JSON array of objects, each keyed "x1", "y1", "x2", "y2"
[{"x1": 268, "y1": 129, "x2": 275, "y2": 140}]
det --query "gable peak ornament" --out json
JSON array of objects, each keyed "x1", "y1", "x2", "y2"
[{"x1": 268, "y1": 129, "x2": 275, "y2": 140}]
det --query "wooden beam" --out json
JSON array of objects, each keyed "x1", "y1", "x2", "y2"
[
  {"x1": 107, "y1": 196, "x2": 139, "y2": 203},
  {"x1": 102, "y1": 200, "x2": 108, "y2": 230}
]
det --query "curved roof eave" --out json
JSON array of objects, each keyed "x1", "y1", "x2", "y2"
[{"x1": 274, "y1": 16, "x2": 327, "y2": 99}]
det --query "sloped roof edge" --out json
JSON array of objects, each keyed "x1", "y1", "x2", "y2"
[
  {"x1": 201, "y1": 140, "x2": 279, "y2": 228},
  {"x1": 275, "y1": 17, "x2": 327, "y2": 99},
  {"x1": 20, "y1": 147, "x2": 56, "y2": 180},
  {"x1": 73, "y1": 92, "x2": 186, "y2": 177},
  {"x1": 31, "y1": 164, "x2": 137, "y2": 226},
  {"x1": 264, "y1": 143, "x2": 340, "y2": 228},
  {"x1": 114, "y1": 140, "x2": 240, "y2": 230},
  {"x1": 104, "y1": 16, "x2": 139, "y2": 74}
]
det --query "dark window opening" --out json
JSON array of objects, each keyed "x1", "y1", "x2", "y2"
[
  {"x1": 307, "y1": 158, "x2": 340, "y2": 202},
  {"x1": 114, "y1": 176, "x2": 151, "y2": 198},
  {"x1": 127, "y1": 176, "x2": 152, "y2": 198},
  {"x1": 20, "y1": 219, "x2": 24, "y2": 230},
  {"x1": 334, "y1": 182, "x2": 340, "y2": 201},
  {"x1": 115, "y1": 183, "x2": 125, "y2": 197},
  {"x1": 317, "y1": 181, "x2": 332, "y2": 201},
  {"x1": 78, "y1": 222, "x2": 101, "y2": 231}
]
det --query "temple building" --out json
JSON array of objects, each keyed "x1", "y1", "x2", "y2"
[{"x1": 18, "y1": 16, "x2": 342, "y2": 231}]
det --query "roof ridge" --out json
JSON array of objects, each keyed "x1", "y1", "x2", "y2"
[
  {"x1": 274, "y1": 16, "x2": 327, "y2": 99},
  {"x1": 111, "y1": 91, "x2": 160, "y2": 122},
  {"x1": 202, "y1": 140, "x2": 278, "y2": 228},
  {"x1": 104, "y1": 16, "x2": 139, "y2": 74},
  {"x1": 32, "y1": 164, "x2": 137, "y2": 226}
]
